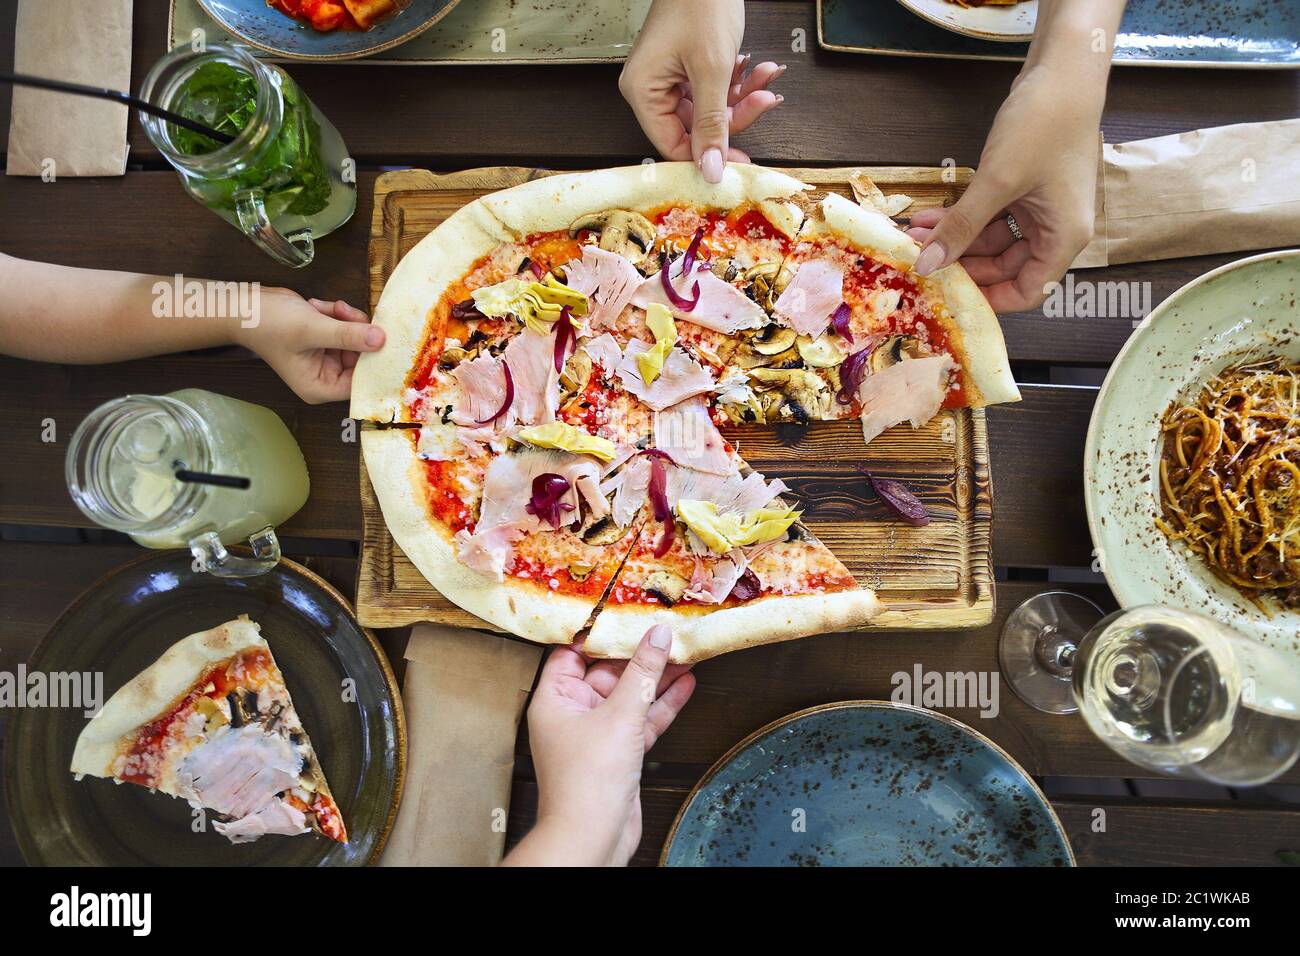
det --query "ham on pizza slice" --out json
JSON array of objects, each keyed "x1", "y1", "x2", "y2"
[{"x1": 71, "y1": 617, "x2": 346, "y2": 845}]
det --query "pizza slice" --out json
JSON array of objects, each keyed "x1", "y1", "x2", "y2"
[
  {"x1": 71, "y1": 617, "x2": 346, "y2": 845},
  {"x1": 362, "y1": 428, "x2": 645, "y2": 644}
]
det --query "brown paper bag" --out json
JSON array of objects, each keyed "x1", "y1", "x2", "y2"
[
  {"x1": 1073, "y1": 119, "x2": 1300, "y2": 269},
  {"x1": 378, "y1": 626, "x2": 542, "y2": 867},
  {"x1": 6, "y1": 0, "x2": 133, "y2": 177}
]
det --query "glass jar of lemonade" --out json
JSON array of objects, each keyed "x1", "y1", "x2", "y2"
[
  {"x1": 66, "y1": 390, "x2": 309, "y2": 577},
  {"x1": 138, "y1": 43, "x2": 355, "y2": 268}
]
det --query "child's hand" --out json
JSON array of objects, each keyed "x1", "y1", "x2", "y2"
[
  {"x1": 503, "y1": 626, "x2": 696, "y2": 866},
  {"x1": 236, "y1": 290, "x2": 384, "y2": 404},
  {"x1": 620, "y1": 0, "x2": 783, "y2": 182}
]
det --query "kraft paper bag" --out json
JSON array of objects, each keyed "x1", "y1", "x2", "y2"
[
  {"x1": 6, "y1": 0, "x2": 133, "y2": 177},
  {"x1": 379, "y1": 625, "x2": 542, "y2": 867},
  {"x1": 1072, "y1": 119, "x2": 1300, "y2": 269}
]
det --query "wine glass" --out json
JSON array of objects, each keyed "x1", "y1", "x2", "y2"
[
  {"x1": 998, "y1": 591, "x2": 1106, "y2": 715},
  {"x1": 1001, "y1": 596, "x2": 1300, "y2": 786},
  {"x1": 1072, "y1": 605, "x2": 1300, "y2": 786}
]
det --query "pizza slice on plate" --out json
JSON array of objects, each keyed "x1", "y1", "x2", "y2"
[
  {"x1": 352, "y1": 164, "x2": 1018, "y2": 663},
  {"x1": 71, "y1": 616, "x2": 346, "y2": 845}
]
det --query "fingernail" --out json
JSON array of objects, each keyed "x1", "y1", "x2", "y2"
[
  {"x1": 775, "y1": 94, "x2": 785, "y2": 104},
  {"x1": 648, "y1": 625, "x2": 672, "y2": 650},
  {"x1": 364, "y1": 326, "x2": 384, "y2": 347},
  {"x1": 913, "y1": 241, "x2": 947, "y2": 277},
  {"x1": 777, "y1": 64, "x2": 787, "y2": 73},
  {"x1": 700, "y1": 148, "x2": 724, "y2": 184}
]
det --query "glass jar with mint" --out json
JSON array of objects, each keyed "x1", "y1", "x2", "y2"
[{"x1": 139, "y1": 43, "x2": 355, "y2": 267}]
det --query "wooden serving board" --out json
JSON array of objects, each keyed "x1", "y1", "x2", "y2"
[{"x1": 356, "y1": 166, "x2": 994, "y2": 632}]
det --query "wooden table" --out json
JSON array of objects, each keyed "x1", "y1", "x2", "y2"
[{"x1": 2, "y1": 1, "x2": 1298, "y2": 867}]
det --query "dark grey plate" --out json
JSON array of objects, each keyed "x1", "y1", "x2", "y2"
[
  {"x1": 4, "y1": 551, "x2": 405, "y2": 866},
  {"x1": 663, "y1": 701, "x2": 1073, "y2": 867},
  {"x1": 819, "y1": 0, "x2": 1300, "y2": 68}
]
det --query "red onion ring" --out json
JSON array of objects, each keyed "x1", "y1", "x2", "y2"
[
  {"x1": 653, "y1": 518, "x2": 675, "y2": 558},
  {"x1": 553, "y1": 306, "x2": 576, "y2": 374},
  {"x1": 727, "y1": 567, "x2": 762, "y2": 601},
  {"x1": 659, "y1": 227, "x2": 704, "y2": 312},
  {"x1": 647, "y1": 455, "x2": 672, "y2": 522},
  {"x1": 860, "y1": 468, "x2": 930, "y2": 527},
  {"x1": 524, "y1": 473, "x2": 575, "y2": 529},
  {"x1": 836, "y1": 344, "x2": 876, "y2": 406},
  {"x1": 476, "y1": 359, "x2": 514, "y2": 424},
  {"x1": 830, "y1": 302, "x2": 853, "y2": 343}
]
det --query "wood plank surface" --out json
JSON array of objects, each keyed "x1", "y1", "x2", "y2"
[
  {"x1": 356, "y1": 165, "x2": 994, "y2": 629},
  {"x1": 6, "y1": 4, "x2": 1294, "y2": 171},
  {"x1": 506, "y1": 780, "x2": 1300, "y2": 867}
]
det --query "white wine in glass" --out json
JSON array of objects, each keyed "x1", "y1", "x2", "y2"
[{"x1": 1072, "y1": 606, "x2": 1300, "y2": 787}]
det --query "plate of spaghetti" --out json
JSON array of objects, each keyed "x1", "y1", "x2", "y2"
[
  {"x1": 895, "y1": 0, "x2": 1037, "y2": 43},
  {"x1": 1086, "y1": 250, "x2": 1300, "y2": 660}
]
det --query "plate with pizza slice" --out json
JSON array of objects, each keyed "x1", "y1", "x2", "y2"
[
  {"x1": 4, "y1": 551, "x2": 403, "y2": 866},
  {"x1": 351, "y1": 163, "x2": 1020, "y2": 665}
]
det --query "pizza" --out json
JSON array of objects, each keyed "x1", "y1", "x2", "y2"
[
  {"x1": 71, "y1": 617, "x2": 346, "y2": 845},
  {"x1": 351, "y1": 164, "x2": 1019, "y2": 663}
]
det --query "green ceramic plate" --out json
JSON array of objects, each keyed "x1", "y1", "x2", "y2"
[
  {"x1": 4, "y1": 552, "x2": 405, "y2": 866},
  {"x1": 1085, "y1": 250, "x2": 1300, "y2": 664}
]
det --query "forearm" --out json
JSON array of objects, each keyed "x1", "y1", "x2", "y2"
[
  {"x1": 0, "y1": 254, "x2": 244, "y2": 364},
  {"x1": 1022, "y1": 0, "x2": 1126, "y2": 108}
]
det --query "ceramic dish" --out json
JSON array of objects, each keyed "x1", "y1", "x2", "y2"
[
  {"x1": 1085, "y1": 250, "x2": 1300, "y2": 663},
  {"x1": 819, "y1": 0, "x2": 1300, "y2": 68},
  {"x1": 662, "y1": 701, "x2": 1073, "y2": 866},
  {"x1": 174, "y1": 0, "x2": 650, "y2": 64},
  {"x1": 4, "y1": 551, "x2": 405, "y2": 866},
  {"x1": 897, "y1": 0, "x2": 1037, "y2": 43}
]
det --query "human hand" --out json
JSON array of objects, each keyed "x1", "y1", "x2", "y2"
[
  {"x1": 502, "y1": 625, "x2": 696, "y2": 866},
  {"x1": 236, "y1": 289, "x2": 384, "y2": 404},
  {"x1": 906, "y1": 64, "x2": 1104, "y2": 312},
  {"x1": 620, "y1": 0, "x2": 784, "y2": 182}
]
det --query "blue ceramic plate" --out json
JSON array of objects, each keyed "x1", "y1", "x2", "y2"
[
  {"x1": 819, "y1": 0, "x2": 1300, "y2": 69},
  {"x1": 662, "y1": 701, "x2": 1073, "y2": 867},
  {"x1": 197, "y1": 0, "x2": 460, "y2": 61}
]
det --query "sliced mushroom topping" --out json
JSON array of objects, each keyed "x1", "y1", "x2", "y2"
[
  {"x1": 751, "y1": 325, "x2": 798, "y2": 356},
  {"x1": 742, "y1": 262, "x2": 793, "y2": 310},
  {"x1": 568, "y1": 562, "x2": 595, "y2": 582},
  {"x1": 749, "y1": 367, "x2": 831, "y2": 423},
  {"x1": 644, "y1": 569, "x2": 690, "y2": 606},
  {"x1": 579, "y1": 514, "x2": 630, "y2": 546},
  {"x1": 797, "y1": 334, "x2": 849, "y2": 369},
  {"x1": 438, "y1": 345, "x2": 476, "y2": 371},
  {"x1": 870, "y1": 335, "x2": 929, "y2": 373},
  {"x1": 569, "y1": 209, "x2": 657, "y2": 269},
  {"x1": 711, "y1": 258, "x2": 739, "y2": 282}
]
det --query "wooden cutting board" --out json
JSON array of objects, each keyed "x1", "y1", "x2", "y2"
[{"x1": 356, "y1": 166, "x2": 994, "y2": 631}]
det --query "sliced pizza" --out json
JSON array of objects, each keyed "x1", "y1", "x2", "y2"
[
  {"x1": 351, "y1": 163, "x2": 1019, "y2": 663},
  {"x1": 71, "y1": 617, "x2": 346, "y2": 845}
]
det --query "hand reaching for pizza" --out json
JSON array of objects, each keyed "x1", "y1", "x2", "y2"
[
  {"x1": 905, "y1": 0, "x2": 1124, "y2": 313},
  {"x1": 0, "y1": 254, "x2": 384, "y2": 405},
  {"x1": 502, "y1": 625, "x2": 696, "y2": 867},
  {"x1": 620, "y1": 0, "x2": 783, "y2": 182},
  {"x1": 236, "y1": 290, "x2": 386, "y2": 404}
]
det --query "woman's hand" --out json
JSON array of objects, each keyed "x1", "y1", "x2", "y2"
[
  {"x1": 236, "y1": 290, "x2": 384, "y2": 404},
  {"x1": 620, "y1": 0, "x2": 783, "y2": 182},
  {"x1": 502, "y1": 625, "x2": 696, "y2": 866},
  {"x1": 906, "y1": 1, "x2": 1124, "y2": 312}
]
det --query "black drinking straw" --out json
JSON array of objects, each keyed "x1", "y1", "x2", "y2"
[
  {"x1": 175, "y1": 470, "x2": 251, "y2": 490},
  {"x1": 0, "y1": 70, "x2": 236, "y2": 146}
]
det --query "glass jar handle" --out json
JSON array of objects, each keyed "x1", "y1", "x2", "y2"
[
  {"x1": 189, "y1": 527, "x2": 282, "y2": 578},
  {"x1": 234, "y1": 188, "x2": 315, "y2": 268}
]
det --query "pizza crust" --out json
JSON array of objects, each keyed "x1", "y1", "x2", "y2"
[
  {"x1": 813, "y1": 192, "x2": 1021, "y2": 407},
  {"x1": 584, "y1": 588, "x2": 881, "y2": 665},
  {"x1": 70, "y1": 617, "x2": 266, "y2": 779},
  {"x1": 350, "y1": 201, "x2": 517, "y2": 422},
  {"x1": 478, "y1": 162, "x2": 810, "y2": 240},
  {"x1": 361, "y1": 429, "x2": 599, "y2": 644}
]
